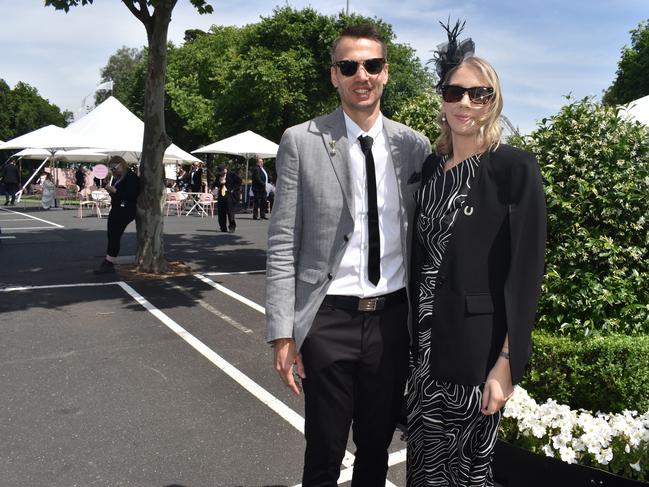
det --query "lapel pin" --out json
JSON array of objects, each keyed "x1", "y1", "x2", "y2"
[{"x1": 329, "y1": 140, "x2": 336, "y2": 156}]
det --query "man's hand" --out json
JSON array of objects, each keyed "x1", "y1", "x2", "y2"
[
  {"x1": 481, "y1": 356, "x2": 514, "y2": 415},
  {"x1": 273, "y1": 338, "x2": 306, "y2": 396}
]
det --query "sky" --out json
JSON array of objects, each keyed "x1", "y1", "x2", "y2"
[{"x1": 1, "y1": 0, "x2": 648, "y2": 136}]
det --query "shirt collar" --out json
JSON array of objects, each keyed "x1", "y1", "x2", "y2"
[{"x1": 343, "y1": 111, "x2": 384, "y2": 144}]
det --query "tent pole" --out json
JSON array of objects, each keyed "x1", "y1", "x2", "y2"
[
  {"x1": 244, "y1": 155, "x2": 251, "y2": 211},
  {"x1": 16, "y1": 157, "x2": 50, "y2": 203}
]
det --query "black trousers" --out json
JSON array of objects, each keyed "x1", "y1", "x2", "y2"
[
  {"x1": 300, "y1": 291, "x2": 409, "y2": 487},
  {"x1": 252, "y1": 188, "x2": 267, "y2": 218},
  {"x1": 4, "y1": 183, "x2": 19, "y2": 204},
  {"x1": 106, "y1": 209, "x2": 135, "y2": 257},
  {"x1": 217, "y1": 195, "x2": 236, "y2": 230}
]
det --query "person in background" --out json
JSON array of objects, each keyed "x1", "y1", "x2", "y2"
[
  {"x1": 251, "y1": 157, "x2": 269, "y2": 219},
  {"x1": 266, "y1": 24, "x2": 430, "y2": 486},
  {"x1": 75, "y1": 165, "x2": 87, "y2": 191},
  {"x1": 406, "y1": 21, "x2": 546, "y2": 487},
  {"x1": 1, "y1": 160, "x2": 20, "y2": 206},
  {"x1": 214, "y1": 163, "x2": 241, "y2": 233},
  {"x1": 177, "y1": 165, "x2": 191, "y2": 192},
  {"x1": 94, "y1": 156, "x2": 140, "y2": 274},
  {"x1": 40, "y1": 172, "x2": 56, "y2": 210},
  {"x1": 190, "y1": 162, "x2": 203, "y2": 192}
]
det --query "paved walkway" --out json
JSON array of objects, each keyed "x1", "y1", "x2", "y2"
[{"x1": 0, "y1": 203, "x2": 411, "y2": 487}]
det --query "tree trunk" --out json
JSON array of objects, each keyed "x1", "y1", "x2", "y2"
[{"x1": 135, "y1": 2, "x2": 175, "y2": 273}]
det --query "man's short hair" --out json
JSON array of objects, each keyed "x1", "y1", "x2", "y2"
[{"x1": 330, "y1": 24, "x2": 387, "y2": 63}]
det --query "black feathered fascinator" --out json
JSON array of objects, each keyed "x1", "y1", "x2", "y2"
[{"x1": 431, "y1": 19, "x2": 475, "y2": 88}]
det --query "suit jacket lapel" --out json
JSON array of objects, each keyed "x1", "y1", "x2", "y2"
[
  {"x1": 383, "y1": 118, "x2": 404, "y2": 188},
  {"x1": 320, "y1": 108, "x2": 354, "y2": 218}
]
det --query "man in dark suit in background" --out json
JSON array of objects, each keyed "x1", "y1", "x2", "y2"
[
  {"x1": 1, "y1": 160, "x2": 20, "y2": 206},
  {"x1": 215, "y1": 163, "x2": 241, "y2": 233},
  {"x1": 190, "y1": 162, "x2": 203, "y2": 193},
  {"x1": 251, "y1": 157, "x2": 269, "y2": 220}
]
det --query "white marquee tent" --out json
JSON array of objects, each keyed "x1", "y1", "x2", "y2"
[
  {"x1": 66, "y1": 96, "x2": 200, "y2": 168},
  {"x1": 192, "y1": 130, "x2": 279, "y2": 159},
  {"x1": 13, "y1": 148, "x2": 109, "y2": 163},
  {"x1": 0, "y1": 125, "x2": 104, "y2": 200},
  {"x1": 193, "y1": 130, "x2": 279, "y2": 201},
  {"x1": 623, "y1": 94, "x2": 649, "y2": 126},
  {"x1": 0, "y1": 125, "x2": 92, "y2": 152}
]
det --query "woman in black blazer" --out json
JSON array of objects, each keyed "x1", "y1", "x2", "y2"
[
  {"x1": 95, "y1": 156, "x2": 140, "y2": 274},
  {"x1": 406, "y1": 27, "x2": 546, "y2": 487}
]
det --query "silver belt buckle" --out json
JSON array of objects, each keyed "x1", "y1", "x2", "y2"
[{"x1": 358, "y1": 297, "x2": 378, "y2": 312}]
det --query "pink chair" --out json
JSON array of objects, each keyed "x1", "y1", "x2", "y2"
[
  {"x1": 165, "y1": 192, "x2": 182, "y2": 216},
  {"x1": 77, "y1": 187, "x2": 96, "y2": 218},
  {"x1": 91, "y1": 189, "x2": 111, "y2": 218},
  {"x1": 195, "y1": 192, "x2": 215, "y2": 217}
]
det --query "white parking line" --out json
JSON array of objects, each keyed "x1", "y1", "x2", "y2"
[
  {"x1": 195, "y1": 273, "x2": 266, "y2": 314},
  {"x1": 169, "y1": 282, "x2": 254, "y2": 335},
  {"x1": 0, "y1": 207, "x2": 64, "y2": 228},
  {"x1": 203, "y1": 269, "x2": 266, "y2": 276},
  {"x1": 0, "y1": 282, "x2": 119, "y2": 292},
  {"x1": 116, "y1": 281, "x2": 307, "y2": 431},
  {"x1": 0, "y1": 226, "x2": 64, "y2": 231}
]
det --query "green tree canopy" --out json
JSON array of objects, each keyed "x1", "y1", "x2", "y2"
[
  {"x1": 603, "y1": 19, "x2": 649, "y2": 105},
  {"x1": 0, "y1": 79, "x2": 71, "y2": 141},
  {"x1": 95, "y1": 46, "x2": 146, "y2": 107},
  {"x1": 165, "y1": 6, "x2": 435, "y2": 147}
]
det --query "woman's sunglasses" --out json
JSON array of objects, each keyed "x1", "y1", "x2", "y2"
[
  {"x1": 440, "y1": 85, "x2": 494, "y2": 105},
  {"x1": 332, "y1": 58, "x2": 386, "y2": 77}
]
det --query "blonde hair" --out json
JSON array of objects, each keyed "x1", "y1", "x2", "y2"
[
  {"x1": 109, "y1": 155, "x2": 128, "y2": 171},
  {"x1": 435, "y1": 57, "x2": 503, "y2": 156}
]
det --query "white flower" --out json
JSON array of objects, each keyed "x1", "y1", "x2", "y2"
[
  {"x1": 542, "y1": 444, "x2": 554, "y2": 457},
  {"x1": 559, "y1": 446, "x2": 577, "y2": 464},
  {"x1": 501, "y1": 387, "x2": 649, "y2": 474},
  {"x1": 594, "y1": 447, "x2": 613, "y2": 465},
  {"x1": 630, "y1": 462, "x2": 641, "y2": 472}
]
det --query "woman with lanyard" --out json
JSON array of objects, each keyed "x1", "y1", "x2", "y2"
[
  {"x1": 407, "y1": 21, "x2": 546, "y2": 486},
  {"x1": 95, "y1": 156, "x2": 140, "y2": 274}
]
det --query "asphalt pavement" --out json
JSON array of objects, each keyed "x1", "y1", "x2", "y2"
[{"x1": 0, "y1": 202, "x2": 409, "y2": 487}]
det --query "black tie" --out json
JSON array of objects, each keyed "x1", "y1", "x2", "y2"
[{"x1": 358, "y1": 135, "x2": 380, "y2": 286}]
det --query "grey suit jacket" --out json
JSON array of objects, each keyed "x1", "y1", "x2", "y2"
[{"x1": 266, "y1": 107, "x2": 431, "y2": 349}]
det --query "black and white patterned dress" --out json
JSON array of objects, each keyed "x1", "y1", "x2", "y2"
[{"x1": 407, "y1": 154, "x2": 502, "y2": 487}]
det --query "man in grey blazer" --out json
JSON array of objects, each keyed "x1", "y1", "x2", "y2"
[{"x1": 266, "y1": 24, "x2": 430, "y2": 486}]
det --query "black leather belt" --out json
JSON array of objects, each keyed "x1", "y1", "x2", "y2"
[{"x1": 322, "y1": 288, "x2": 407, "y2": 312}]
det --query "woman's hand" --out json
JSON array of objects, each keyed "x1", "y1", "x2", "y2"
[{"x1": 481, "y1": 355, "x2": 514, "y2": 415}]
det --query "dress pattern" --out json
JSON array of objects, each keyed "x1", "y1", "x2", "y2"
[{"x1": 407, "y1": 154, "x2": 502, "y2": 487}]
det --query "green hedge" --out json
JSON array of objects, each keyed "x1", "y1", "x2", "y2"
[{"x1": 522, "y1": 331, "x2": 649, "y2": 413}]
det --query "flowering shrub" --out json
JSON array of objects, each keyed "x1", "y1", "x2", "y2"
[
  {"x1": 500, "y1": 386, "x2": 649, "y2": 481},
  {"x1": 509, "y1": 97, "x2": 649, "y2": 337},
  {"x1": 392, "y1": 89, "x2": 441, "y2": 146}
]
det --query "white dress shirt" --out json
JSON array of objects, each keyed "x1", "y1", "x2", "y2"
[{"x1": 327, "y1": 112, "x2": 405, "y2": 298}]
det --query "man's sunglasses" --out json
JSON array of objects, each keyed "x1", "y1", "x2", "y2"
[
  {"x1": 332, "y1": 58, "x2": 386, "y2": 77},
  {"x1": 440, "y1": 85, "x2": 494, "y2": 105}
]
